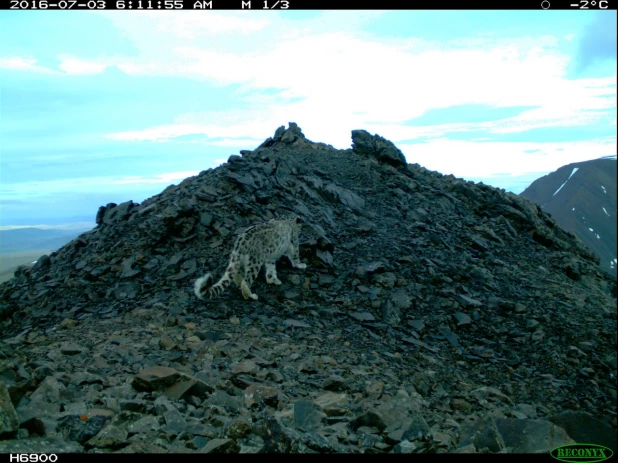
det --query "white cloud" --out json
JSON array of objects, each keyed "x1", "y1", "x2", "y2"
[
  {"x1": 4, "y1": 12, "x2": 616, "y2": 202},
  {"x1": 106, "y1": 124, "x2": 209, "y2": 142},
  {"x1": 6, "y1": 13, "x2": 615, "y2": 145},
  {"x1": 208, "y1": 138, "x2": 263, "y2": 148},
  {"x1": 91, "y1": 25, "x2": 614, "y2": 148},
  {"x1": 0, "y1": 171, "x2": 200, "y2": 199},
  {"x1": 57, "y1": 55, "x2": 108, "y2": 75},
  {"x1": 0, "y1": 57, "x2": 59, "y2": 74},
  {"x1": 113, "y1": 171, "x2": 200, "y2": 185},
  {"x1": 100, "y1": 10, "x2": 379, "y2": 45},
  {"x1": 105, "y1": 123, "x2": 265, "y2": 148},
  {"x1": 105, "y1": 109, "x2": 289, "y2": 145},
  {"x1": 1, "y1": 55, "x2": 109, "y2": 75},
  {"x1": 398, "y1": 137, "x2": 616, "y2": 178},
  {"x1": 151, "y1": 12, "x2": 270, "y2": 38},
  {"x1": 89, "y1": 18, "x2": 615, "y2": 188}
]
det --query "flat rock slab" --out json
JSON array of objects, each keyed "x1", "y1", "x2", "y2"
[{"x1": 132, "y1": 366, "x2": 180, "y2": 392}]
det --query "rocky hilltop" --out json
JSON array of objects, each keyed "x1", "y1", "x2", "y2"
[
  {"x1": 0, "y1": 124, "x2": 616, "y2": 454},
  {"x1": 520, "y1": 157, "x2": 617, "y2": 277}
]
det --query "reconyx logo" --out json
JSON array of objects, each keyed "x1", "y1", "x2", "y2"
[{"x1": 550, "y1": 444, "x2": 613, "y2": 463}]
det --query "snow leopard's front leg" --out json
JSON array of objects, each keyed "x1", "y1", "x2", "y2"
[
  {"x1": 286, "y1": 243, "x2": 306, "y2": 269},
  {"x1": 264, "y1": 262, "x2": 282, "y2": 285}
]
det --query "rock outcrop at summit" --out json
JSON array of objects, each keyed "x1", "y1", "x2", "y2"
[
  {"x1": 351, "y1": 129, "x2": 408, "y2": 168},
  {"x1": 0, "y1": 124, "x2": 616, "y2": 454}
]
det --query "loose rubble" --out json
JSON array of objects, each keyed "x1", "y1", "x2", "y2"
[{"x1": 1, "y1": 123, "x2": 616, "y2": 453}]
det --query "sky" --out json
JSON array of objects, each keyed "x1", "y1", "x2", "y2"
[{"x1": 0, "y1": 10, "x2": 616, "y2": 230}]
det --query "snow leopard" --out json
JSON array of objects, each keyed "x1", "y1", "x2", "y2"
[{"x1": 194, "y1": 215, "x2": 307, "y2": 301}]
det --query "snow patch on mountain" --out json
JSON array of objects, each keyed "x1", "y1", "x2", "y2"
[{"x1": 553, "y1": 167, "x2": 579, "y2": 197}]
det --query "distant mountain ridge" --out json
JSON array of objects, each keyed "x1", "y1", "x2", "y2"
[
  {"x1": 0, "y1": 227, "x2": 87, "y2": 254},
  {"x1": 520, "y1": 157, "x2": 617, "y2": 276}
]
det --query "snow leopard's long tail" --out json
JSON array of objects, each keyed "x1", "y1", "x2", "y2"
[{"x1": 194, "y1": 271, "x2": 232, "y2": 299}]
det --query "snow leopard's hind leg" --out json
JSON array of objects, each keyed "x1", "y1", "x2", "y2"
[{"x1": 240, "y1": 254, "x2": 260, "y2": 300}]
